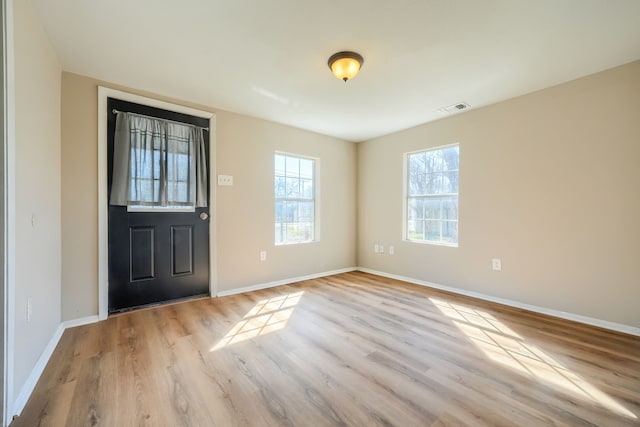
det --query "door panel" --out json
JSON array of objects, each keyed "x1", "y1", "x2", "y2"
[
  {"x1": 130, "y1": 226, "x2": 155, "y2": 281},
  {"x1": 107, "y1": 98, "x2": 210, "y2": 313},
  {"x1": 109, "y1": 208, "x2": 209, "y2": 311},
  {"x1": 171, "y1": 225, "x2": 194, "y2": 276}
]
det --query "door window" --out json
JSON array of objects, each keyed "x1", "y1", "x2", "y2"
[{"x1": 110, "y1": 112, "x2": 208, "y2": 211}]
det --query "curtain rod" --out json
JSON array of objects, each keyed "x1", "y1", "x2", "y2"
[{"x1": 112, "y1": 109, "x2": 209, "y2": 131}]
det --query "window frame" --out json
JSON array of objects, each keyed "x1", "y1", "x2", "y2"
[
  {"x1": 274, "y1": 151, "x2": 320, "y2": 245},
  {"x1": 403, "y1": 143, "x2": 460, "y2": 247}
]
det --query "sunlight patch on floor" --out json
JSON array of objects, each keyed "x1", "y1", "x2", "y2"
[
  {"x1": 211, "y1": 291, "x2": 304, "y2": 351},
  {"x1": 429, "y1": 297, "x2": 637, "y2": 420}
]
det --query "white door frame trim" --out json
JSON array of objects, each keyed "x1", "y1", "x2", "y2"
[
  {"x1": 2, "y1": 0, "x2": 15, "y2": 422},
  {"x1": 97, "y1": 87, "x2": 217, "y2": 320}
]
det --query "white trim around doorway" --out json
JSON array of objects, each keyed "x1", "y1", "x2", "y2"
[
  {"x1": 97, "y1": 87, "x2": 217, "y2": 320},
  {"x1": 2, "y1": 0, "x2": 15, "y2": 422}
]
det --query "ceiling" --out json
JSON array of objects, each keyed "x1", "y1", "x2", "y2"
[{"x1": 32, "y1": 0, "x2": 640, "y2": 142}]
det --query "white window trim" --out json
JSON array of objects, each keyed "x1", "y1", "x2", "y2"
[
  {"x1": 403, "y1": 143, "x2": 460, "y2": 247},
  {"x1": 274, "y1": 151, "x2": 320, "y2": 245}
]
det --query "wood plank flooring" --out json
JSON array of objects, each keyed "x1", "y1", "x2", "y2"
[{"x1": 11, "y1": 271, "x2": 640, "y2": 426}]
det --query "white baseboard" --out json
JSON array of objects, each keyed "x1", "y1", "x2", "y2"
[
  {"x1": 10, "y1": 315, "x2": 100, "y2": 418},
  {"x1": 11, "y1": 323, "x2": 65, "y2": 417},
  {"x1": 216, "y1": 267, "x2": 358, "y2": 297},
  {"x1": 62, "y1": 315, "x2": 100, "y2": 329},
  {"x1": 357, "y1": 267, "x2": 640, "y2": 337}
]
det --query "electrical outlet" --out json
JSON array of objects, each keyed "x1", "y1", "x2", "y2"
[
  {"x1": 379, "y1": 245, "x2": 385, "y2": 254},
  {"x1": 388, "y1": 246, "x2": 395, "y2": 255},
  {"x1": 260, "y1": 251, "x2": 267, "y2": 261},
  {"x1": 492, "y1": 258, "x2": 502, "y2": 271},
  {"x1": 217, "y1": 175, "x2": 233, "y2": 186},
  {"x1": 374, "y1": 244, "x2": 379, "y2": 253}
]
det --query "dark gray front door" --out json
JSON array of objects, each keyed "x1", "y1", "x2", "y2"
[{"x1": 107, "y1": 98, "x2": 210, "y2": 312}]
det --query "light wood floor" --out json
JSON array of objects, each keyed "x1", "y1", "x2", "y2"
[{"x1": 11, "y1": 271, "x2": 640, "y2": 426}]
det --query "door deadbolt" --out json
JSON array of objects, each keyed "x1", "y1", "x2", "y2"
[{"x1": 199, "y1": 212, "x2": 209, "y2": 220}]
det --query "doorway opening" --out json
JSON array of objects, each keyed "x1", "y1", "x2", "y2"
[{"x1": 98, "y1": 87, "x2": 216, "y2": 318}]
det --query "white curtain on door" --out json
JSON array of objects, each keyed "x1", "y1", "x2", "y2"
[{"x1": 110, "y1": 112, "x2": 208, "y2": 207}]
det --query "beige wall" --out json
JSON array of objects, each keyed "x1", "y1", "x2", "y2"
[
  {"x1": 13, "y1": 0, "x2": 62, "y2": 400},
  {"x1": 215, "y1": 109, "x2": 357, "y2": 291},
  {"x1": 357, "y1": 60, "x2": 640, "y2": 328},
  {"x1": 61, "y1": 73, "x2": 357, "y2": 320},
  {"x1": 62, "y1": 62, "x2": 640, "y2": 328},
  {"x1": 60, "y1": 74, "x2": 98, "y2": 319}
]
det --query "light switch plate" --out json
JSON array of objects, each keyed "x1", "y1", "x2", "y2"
[{"x1": 218, "y1": 175, "x2": 233, "y2": 186}]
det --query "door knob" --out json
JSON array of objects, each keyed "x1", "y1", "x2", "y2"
[{"x1": 199, "y1": 212, "x2": 209, "y2": 220}]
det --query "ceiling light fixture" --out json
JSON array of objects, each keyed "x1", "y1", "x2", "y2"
[{"x1": 328, "y1": 51, "x2": 364, "y2": 82}]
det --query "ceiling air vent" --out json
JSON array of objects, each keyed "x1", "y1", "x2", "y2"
[{"x1": 438, "y1": 102, "x2": 471, "y2": 115}]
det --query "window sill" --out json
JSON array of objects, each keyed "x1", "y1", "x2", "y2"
[
  {"x1": 275, "y1": 240, "x2": 319, "y2": 246},
  {"x1": 404, "y1": 239, "x2": 458, "y2": 248}
]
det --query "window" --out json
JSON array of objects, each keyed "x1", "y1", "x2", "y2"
[
  {"x1": 405, "y1": 144, "x2": 459, "y2": 245},
  {"x1": 128, "y1": 123, "x2": 193, "y2": 210},
  {"x1": 274, "y1": 153, "x2": 316, "y2": 244},
  {"x1": 110, "y1": 112, "x2": 208, "y2": 212}
]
